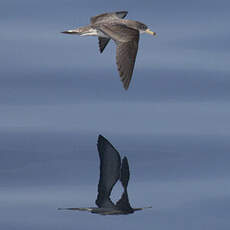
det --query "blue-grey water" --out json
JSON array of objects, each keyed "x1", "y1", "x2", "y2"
[
  {"x1": 1, "y1": 0, "x2": 230, "y2": 229},
  {"x1": 1, "y1": 131, "x2": 230, "y2": 229}
]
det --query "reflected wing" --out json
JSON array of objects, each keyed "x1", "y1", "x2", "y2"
[
  {"x1": 119, "y1": 157, "x2": 130, "y2": 188},
  {"x1": 115, "y1": 157, "x2": 133, "y2": 211},
  {"x1": 98, "y1": 24, "x2": 139, "y2": 90},
  {"x1": 90, "y1": 11, "x2": 128, "y2": 24},
  {"x1": 96, "y1": 135, "x2": 121, "y2": 208}
]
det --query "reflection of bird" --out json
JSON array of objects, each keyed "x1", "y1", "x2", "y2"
[
  {"x1": 58, "y1": 135, "x2": 151, "y2": 215},
  {"x1": 62, "y1": 11, "x2": 157, "y2": 90}
]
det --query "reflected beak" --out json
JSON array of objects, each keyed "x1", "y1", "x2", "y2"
[{"x1": 145, "y1": 29, "x2": 157, "y2": 36}]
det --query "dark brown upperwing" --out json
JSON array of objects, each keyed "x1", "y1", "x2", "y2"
[
  {"x1": 90, "y1": 11, "x2": 128, "y2": 24},
  {"x1": 97, "y1": 24, "x2": 139, "y2": 90}
]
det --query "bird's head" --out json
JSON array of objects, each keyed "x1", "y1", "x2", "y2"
[{"x1": 136, "y1": 22, "x2": 157, "y2": 36}]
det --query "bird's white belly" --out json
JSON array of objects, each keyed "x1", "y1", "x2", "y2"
[{"x1": 80, "y1": 28, "x2": 109, "y2": 38}]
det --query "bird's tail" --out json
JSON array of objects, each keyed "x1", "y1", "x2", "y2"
[
  {"x1": 61, "y1": 26, "x2": 92, "y2": 35},
  {"x1": 57, "y1": 207, "x2": 93, "y2": 211}
]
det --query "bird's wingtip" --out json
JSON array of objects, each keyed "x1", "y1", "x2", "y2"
[
  {"x1": 123, "y1": 156, "x2": 128, "y2": 161},
  {"x1": 98, "y1": 134, "x2": 103, "y2": 139},
  {"x1": 98, "y1": 134, "x2": 106, "y2": 145},
  {"x1": 116, "y1": 11, "x2": 128, "y2": 16},
  {"x1": 122, "y1": 82, "x2": 129, "y2": 90}
]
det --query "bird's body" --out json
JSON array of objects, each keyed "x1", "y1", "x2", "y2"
[
  {"x1": 62, "y1": 11, "x2": 156, "y2": 90},
  {"x1": 58, "y1": 135, "x2": 151, "y2": 215}
]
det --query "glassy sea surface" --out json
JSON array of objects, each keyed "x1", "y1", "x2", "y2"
[
  {"x1": 1, "y1": 131, "x2": 230, "y2": 230},
  {"x1": 1, "y1": 0, "x2": 230, "y2": 228}
]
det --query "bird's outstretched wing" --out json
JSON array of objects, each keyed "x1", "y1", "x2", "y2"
[
  {"x1": 98, "y1": 37, "x2": 110, "y2": 53},
  {"x1": 91, "y1": 11, "x2": 128, "y2": 53},
  {"x1": 116, "y1": 39, "x2": 139, "y2": 90},
  {"x1": 96, "y1": 135, "x2": 121, "y2": 208},
  {"x1": 97, "y1": 24, "x2": 139, "y2": 90},
  {"x1": 90, "y1": 11, "x2": 128, "y2": 24},
  {"x1": 115, "y1": 157, "x2": 133, "y2": 211}
]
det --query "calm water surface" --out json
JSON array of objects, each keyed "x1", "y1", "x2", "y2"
[{"x1": 1, "y1": 131, "x2": 229, "y2": 230}]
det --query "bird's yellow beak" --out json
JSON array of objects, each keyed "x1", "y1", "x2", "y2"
[{"x1": 145, "y1": 29, "x2": 157, "y2": 36}]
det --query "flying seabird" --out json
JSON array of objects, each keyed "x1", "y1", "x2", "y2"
[
  {"x1": 62, "y1": 11, "x2": 157, "y2": 90},
  {"x1": 58, "y1": 135, "x2": 151, "y2": 215}
]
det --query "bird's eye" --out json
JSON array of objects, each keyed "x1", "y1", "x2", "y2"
[{"x1": 141, "y1": 24, "x2": 147, "y2": 30}]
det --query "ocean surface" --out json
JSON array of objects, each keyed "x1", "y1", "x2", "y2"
[{"x1": 1, "y1": 131, "x2": 230, "y2": 230}]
